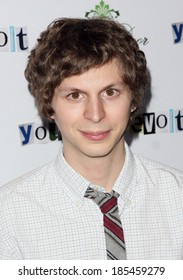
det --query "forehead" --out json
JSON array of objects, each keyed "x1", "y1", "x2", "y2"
[{"x1": 58, "y1": 59, "x2": 124, "y2": 89}]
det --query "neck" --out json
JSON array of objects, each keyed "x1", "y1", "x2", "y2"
[{"x1": 63, "y1": 140, "x2": 126, "y2": 192}]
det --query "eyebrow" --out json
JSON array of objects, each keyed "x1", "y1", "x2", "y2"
[
  {"x1": 58, "y1": 81, "x2": 125, "y2": 94},
  {"x1": 101, "y1": 82, "x2": 125, "y2": 91}
]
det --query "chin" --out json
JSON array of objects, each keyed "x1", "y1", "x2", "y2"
[{"x1": 81, "y1": 147, "x2": 115, "y2": 159}]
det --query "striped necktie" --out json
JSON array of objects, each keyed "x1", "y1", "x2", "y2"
[{"x1": 84, "y1": 187, "x2": 126, "y2": 260}]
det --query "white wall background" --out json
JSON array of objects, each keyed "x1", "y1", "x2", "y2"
[{"x1": 0, "y1": 0, "x2": 183, "y2": 187}]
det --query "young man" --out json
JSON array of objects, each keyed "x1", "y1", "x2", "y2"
[{"x1": 0, "y1": 18, "x2": 183, "y2": 260}]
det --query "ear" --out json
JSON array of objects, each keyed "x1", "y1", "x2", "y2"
[
  {"x1": 130, "y1": 104, "x2": 137, "y2": 113},
  {"x1": 49, "y1": 115, "x2": 55, "y2": 120}
]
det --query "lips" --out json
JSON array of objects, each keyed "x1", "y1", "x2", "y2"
[{"x1": 80, "y1": 130, "x2": 111, "y2": 141}]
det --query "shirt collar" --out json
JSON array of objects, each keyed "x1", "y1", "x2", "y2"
[
  {"x1": 55, "y1": 147, "x2": 91, "y2": 207},
  {"x1": 113, "y1": 142, "x2": 137, "y2": 211},
  {"x1": 54, "y1": 142, "x2": 137, "y2": 209}
]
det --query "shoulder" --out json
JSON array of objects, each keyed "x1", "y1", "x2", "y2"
[
  {"x1": 129, "y1": 151, "x2": 183, "y2": 219},
  {"x1": 0, "y1": 161, "x2": 55, "y2": 202},
  {"x1": 133, "y1": 152, "x2": 183, "y2": 190}
]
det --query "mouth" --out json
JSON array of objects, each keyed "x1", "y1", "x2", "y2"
[{"x1": 79, "y1": 130, "x2": 111, "y2": 141}]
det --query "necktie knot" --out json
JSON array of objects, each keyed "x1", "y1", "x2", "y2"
[
  {"x1": 100, "y1": 196, "x2": 117, "y2": 214},
  {"x1": 84, "y1": 187, "x2": 119, "y2": 214}
]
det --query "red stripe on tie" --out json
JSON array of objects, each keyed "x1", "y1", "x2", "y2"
[
  {"x1": 100, "y1": 197, "x2": 117, "y2": 214},
  {"x1": 104, "y1": 215, "x2": 124, "y2": 241}
]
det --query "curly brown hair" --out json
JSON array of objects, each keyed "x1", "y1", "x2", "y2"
[{"x1": 25, "y1": 18, "x2": 148, "y2": 121}]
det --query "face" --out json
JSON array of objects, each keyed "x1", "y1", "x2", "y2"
[{"x1": 51, "y1": 59, "x2": 135, "y2": 161}]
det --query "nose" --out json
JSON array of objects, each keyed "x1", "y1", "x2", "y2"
[{"x1": 84, "y1": 96, "x2": 106, "y2": 123}]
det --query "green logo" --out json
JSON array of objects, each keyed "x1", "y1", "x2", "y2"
[
  {"x1": 85, "y1": 0, "x2": 120, "y2": 19},
  {"x1": 85, "y1": 1, "x2": 149, "y2": 46}
]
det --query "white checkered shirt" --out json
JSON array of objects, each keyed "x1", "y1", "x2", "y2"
[{"x1": 0, "y1": 143, "x2": 183, "y2": 259}]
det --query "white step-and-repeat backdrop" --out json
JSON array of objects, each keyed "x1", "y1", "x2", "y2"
[{"x1": 0, "y1": 0, "x2": 183, "y2": 186}]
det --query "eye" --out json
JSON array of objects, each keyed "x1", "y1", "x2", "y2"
[
  {"x1": 67, "y1": 92, "x2": 84, "y2": 100},
  {"x1": 102, "y1": 88, "x2": 119, "y2": 98}
]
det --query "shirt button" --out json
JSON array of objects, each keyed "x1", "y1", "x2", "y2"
[{"x1": 76, "y1": 201, "x2": 81, "y2": 207}]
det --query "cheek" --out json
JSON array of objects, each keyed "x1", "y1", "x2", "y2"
[
  {"x1": 53, "y1": 109, "x2": 78, "y2": 131},
  {"x1": 111, "y1": 103, "x2": 131, "y2": 120}
]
